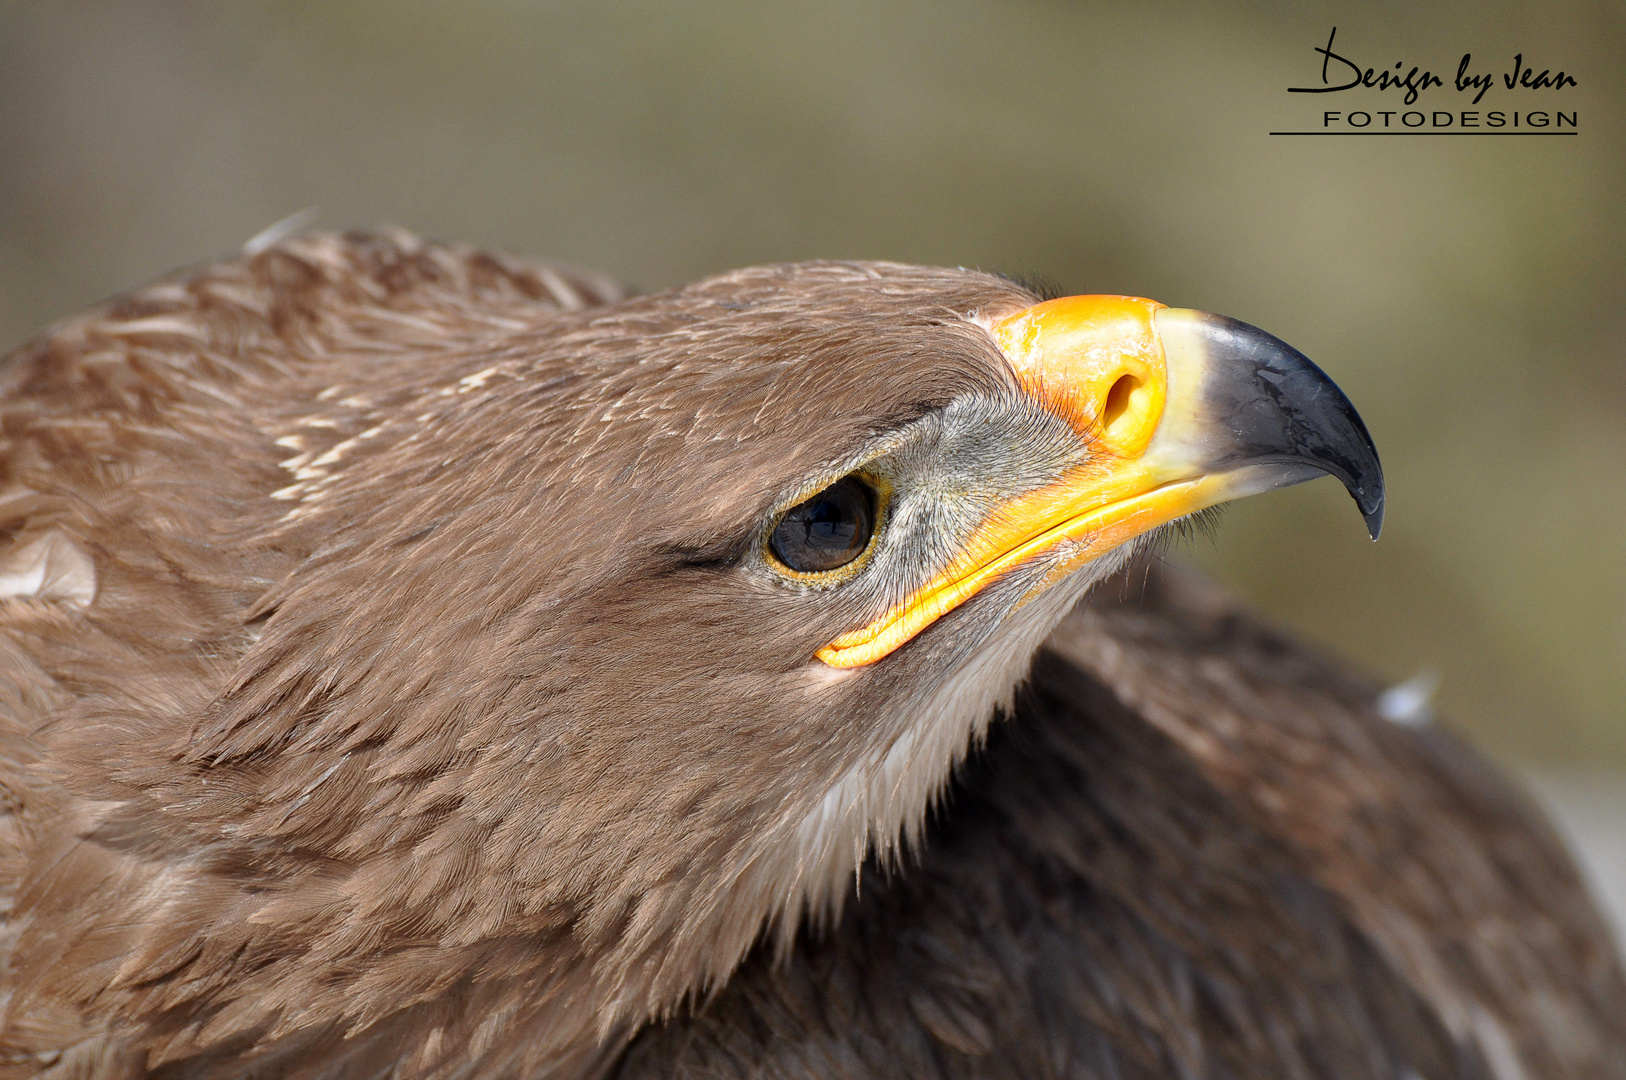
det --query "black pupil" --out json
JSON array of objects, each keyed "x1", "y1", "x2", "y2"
[{"x1": 770, "y1": 477, "x2": 875, "y2": 573}]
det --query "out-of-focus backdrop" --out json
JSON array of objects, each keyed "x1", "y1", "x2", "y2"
[{"x1": 1, "y1": 1, "x2": 1621, "y2": 931}]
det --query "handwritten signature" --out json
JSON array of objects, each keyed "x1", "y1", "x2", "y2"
[{"x1": 1289, "y1": 28, "x2": 1576, "y2": 106}]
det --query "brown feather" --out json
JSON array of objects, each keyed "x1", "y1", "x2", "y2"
[
  {"x1": 618, "y1": 565, "x2": 1626, "y2": 1079},
  {"x1": 0, "y1": 232, "x2": 1618, "y2": 1080}
]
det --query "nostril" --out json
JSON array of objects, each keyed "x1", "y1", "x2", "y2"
[{"x1": 1102, "y1": 374, "x2": 1140, "y2": 431}]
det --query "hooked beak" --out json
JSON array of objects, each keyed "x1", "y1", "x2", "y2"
[{"x1": 816, "y1": 295, "x2": 1384, "y2": 669}]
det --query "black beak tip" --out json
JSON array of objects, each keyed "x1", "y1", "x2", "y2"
[
  {"x1": 1361, "y1": 494, "x2": 1384, "y2": 542},
  {"x1": 1192, "y1": 311, "x2": 1386, "y2": 544},
  {"x1": 1335, "y1": 404, "x2": 1384, "y2": 541},
  {"x1": 1329, "y1": 420, "x2": 1384, "y2": 540}
]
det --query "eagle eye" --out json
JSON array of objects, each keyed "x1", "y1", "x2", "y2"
[{"x1": 770, "y1": 476, "x2": 877, "y2": 575}]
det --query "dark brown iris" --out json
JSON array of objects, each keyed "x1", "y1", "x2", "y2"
[{"x1": 770, "y1": 476, "x2": 875, "y2": 573}]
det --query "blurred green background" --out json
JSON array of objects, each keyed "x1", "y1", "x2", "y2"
[{"x1": 1, "y1": 0, "x2": 1622, "y2": 772}]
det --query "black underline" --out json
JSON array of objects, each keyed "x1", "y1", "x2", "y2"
[{"x1": 1269, "y1": 130, "x2": 1577, "y2": 136}]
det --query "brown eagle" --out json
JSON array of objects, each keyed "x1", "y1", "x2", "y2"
[{"x1": 0, "y1": 231, "x2": 1618, "y2": 1079}]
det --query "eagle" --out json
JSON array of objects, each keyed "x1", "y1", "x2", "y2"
[{"x1": 0, "y1": 231, "x2": 1619, "y2": 1080}]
